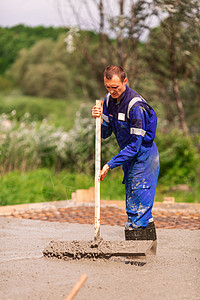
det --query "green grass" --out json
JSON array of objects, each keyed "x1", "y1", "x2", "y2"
[
  {"x1": 0, "y1": 168, "x2": 199, "y2": 206},
  {"x1": 155, "y1": 183, "x2": 200, "y2": 203},
  {"x1": 101, "y1": 169, "x2": 200, "y2": 203},
  {"x1": 0, "y1": 90, "x2": 88, "y2": 131},
  {"x1": 0, "y1": 169, "x2": 94, "y2": 206},
  {"x1": 0, "y1": 168, "x2": 125, "y2": 206},
  {"x1": 100, "y1": 168, "x2": 125, "y2": 201}
]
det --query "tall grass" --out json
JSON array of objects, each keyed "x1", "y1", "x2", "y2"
[
  {"x1": 0, "y1": 112, "x2": 70, "y2": 173},
  {"x1": 0, "y1": 104, "x2": 118, "y2": 174},
  {"x1": 1, "y1": 168, "x2": 199, "y2": 206},
  {"x1": 0, "y1": 169, "x2": 93, "y2": 206}
]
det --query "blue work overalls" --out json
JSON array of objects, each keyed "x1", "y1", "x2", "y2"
[{"x1": 101, "y1": 85, "x2": 160, "y2": 228}]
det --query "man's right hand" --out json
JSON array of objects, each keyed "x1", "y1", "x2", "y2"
[{"x1": 91, "y1": 104, "x2": 103, "y2": 122}]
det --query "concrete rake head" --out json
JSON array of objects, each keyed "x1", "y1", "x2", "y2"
[{"x1": 43, "y1": 238, "x2": 157, "y2": 261}]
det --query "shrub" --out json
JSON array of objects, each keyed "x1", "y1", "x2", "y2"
[
  {"x1": 0, "y1": 112, "x2": 69, "y2": 173},
  {"x1": 0, "y1": 105, "x2": 199, "y2": 190},
  {"x1": 0, "y1": 75, "x2": 13, "y2": 91},
  {"x1": 21, "y1": 63, "x2": 72, "y2": 98},
  {"x1": 155, "y1": 130, "x2": 200, "y2": 186},
  {"x1": 0, "y1": 92, "x2": 82, "y2": 131},
  {"x1": 63, "y1": 103, "x2": 119, "y2": 173}
]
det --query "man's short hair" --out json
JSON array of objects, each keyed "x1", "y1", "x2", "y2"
[{"x1": 104, "y1": 65, "x2": 127, "y2": 83}]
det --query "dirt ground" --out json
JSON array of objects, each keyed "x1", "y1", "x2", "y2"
[{"x1": 0, "y1": 216, "x2": 199, "y2": 300}]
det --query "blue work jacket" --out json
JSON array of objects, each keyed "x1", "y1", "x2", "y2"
[{"x1": 101, "y1": 85, "x2": 158, "y2": 176}]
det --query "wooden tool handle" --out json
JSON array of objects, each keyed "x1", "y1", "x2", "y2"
[
  {"x1": 65, "y1": 274, "x2": 88, "y2": 300},
  {"x1": 94, "y1": 99, "x2": 102, "y2": 240}
]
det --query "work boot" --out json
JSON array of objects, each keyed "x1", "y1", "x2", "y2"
[{"x1": 125, "y1": 221, "x2": 157, "y2": 241}]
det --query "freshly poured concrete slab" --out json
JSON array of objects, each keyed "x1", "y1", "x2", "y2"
[{"x1": 0, "y1": 217, "x2": 199, "y2": 300}]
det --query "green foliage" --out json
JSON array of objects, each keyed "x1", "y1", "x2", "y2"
[
  {"x1": 2, "y1": 22, "x2": 200, "y2": 131},
  {"x1": 0, "y1": 112, "x2": 70, "y2": 173},
  {"x1": 64, "y1": 103, "x2": 119, "y2": 173},
  {"x1": 0, "y1": 91, "x2": 82, "y2": 131},
  {"x1": 7, "y1": 38, "x2": 72, "y2": 98},
  {"x1": 0, "y1": 94, "x2": 199, "y2": 203},
  {"x1": 155, "y1": 182, "x2": 200, "y2": 203},
  {"x1": 0, "y1": 25, "x2": 66, "y2": 74},
  {"x1": 144, "y1": 1, "x2": 200, "y2": 131},
  {"x1": 0, "y1": 101, "x2": 199, "y2": 193},
  {"x1": 0, "y1": 168, "x2": 199, "y2": 206},
  {"x1": 100, "y1": 168, "x2": 125, "y2": 201},
  {"x1": 7, "y1": 31, "x2": 102, "y2": 99},
  {"x1": 0, "y1": 104, "x2": 98, "y2": 173},
  {"x1": 155, "y1": 130, "x2": 200, "y2": 186},
  {"x1": 0, "y1": 75, "x2": 13, "y2": 91},
  {"x1": 0, "y1": 95, "x2": 118, "y2": 175},
  {"x1": 181, "y1": 65, "x2": 200, "y2": 132},
  {"x1": 21, "y1": 62, "x2": 72, "y2": 98},
  {"x1": 0, "y1": 169, "x2": 93, "y2": 206}
]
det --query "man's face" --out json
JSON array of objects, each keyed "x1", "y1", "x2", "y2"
[{"x1": 104, "y1": 75, "x2": 127, "y2": 101}]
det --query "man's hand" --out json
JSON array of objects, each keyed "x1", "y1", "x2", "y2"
[
  {"x1": 99, "y1": 164, "x2": 110, "y2": 181},
  {"x1": 92, "y1": 103, "x2": 103, "y2": 123}
]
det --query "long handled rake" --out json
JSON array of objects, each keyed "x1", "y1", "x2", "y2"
[{"x1": 94, "y1": 99, "x2": 102, "y2": 240}]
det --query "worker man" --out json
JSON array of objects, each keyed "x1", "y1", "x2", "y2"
[{"x1": 92, "y1": 65, "x2": 160, "y2": 241}]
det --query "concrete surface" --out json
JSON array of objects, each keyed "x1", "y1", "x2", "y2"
[{"x1": 0, "y1": 217, "x2": 200, "y2": 300}]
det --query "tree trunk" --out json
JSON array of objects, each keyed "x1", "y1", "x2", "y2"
[
  {"x1": 169, "y1": 18, "x2": 189, "y2": 134},
  {"x1": 118, "y1": 0, "x2": 125, "y2": 67},
  {"x1": 172, "y1": 77, "x2": 188, "y2": 134},
  {"x1": 99, "y1": 0, "x2": 106, "y2": 67}
]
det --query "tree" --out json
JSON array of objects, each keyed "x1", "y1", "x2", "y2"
[
  {"x1": 7, "y1": 33, "x2": 100, "y2": 99},
  {"x1": 0, "y1": 25, "x2": 66, "y2": 74},
  {"x1": 8, "y1": 38, "x2": 72, "y2": 98},
  {"x1": 146, "y1": 0, "x2": 200, "y2": 133},
  {"x1": 55, "y1": 0, "x2": 156, "y2": 90}
]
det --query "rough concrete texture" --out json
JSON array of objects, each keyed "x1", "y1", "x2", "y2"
[
  {"x1": 0, "y1": 216, "x2": 199, "y2": 300},
  {"x1": 43, "y1": 239, "x2": 156, "y2": 260}
]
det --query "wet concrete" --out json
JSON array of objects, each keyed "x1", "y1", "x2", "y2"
[
  {"x1": 0, "y1": 217, "x2": 200, "y2": 300},
  {"x1": 43, "y1": 239, "x2": 156, "y2": 260}
]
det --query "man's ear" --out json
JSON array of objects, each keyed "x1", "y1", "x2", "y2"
[{"x1": 124, "y1": 78, "x2": 128, "y2": 84}]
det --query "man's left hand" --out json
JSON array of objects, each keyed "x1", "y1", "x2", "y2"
[{"x1": 99, "y1": 164, "x2": 110, "y2": 181}]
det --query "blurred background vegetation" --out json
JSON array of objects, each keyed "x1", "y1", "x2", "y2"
[{"x1": 0, "y1": 0, "x2": 200, "y2": 205}]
